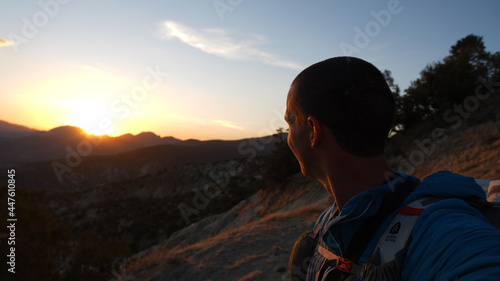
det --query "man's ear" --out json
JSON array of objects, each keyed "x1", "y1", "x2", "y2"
[{"x1": 307, "y1": 116, "x2": 322, "y2": 148}]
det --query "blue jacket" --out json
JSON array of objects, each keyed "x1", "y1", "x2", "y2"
[{"x1": 307, "y1": 171, "x2": 500, "y2": 281}]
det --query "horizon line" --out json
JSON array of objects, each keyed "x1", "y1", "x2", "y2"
[{"x1": 0, "y1": 119, "x2": 286, "y2": 142}]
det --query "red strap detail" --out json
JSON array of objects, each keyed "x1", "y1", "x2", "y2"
[
  {"x1": 336, "y1": 256, "x2": 354, "y2": 274},
  {"x1": 398, "y1": 206, "x2": 424, "y2": 215}
]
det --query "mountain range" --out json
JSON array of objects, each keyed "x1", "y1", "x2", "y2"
[{"x1": 0, "y1": 120, "x2": 280, "y2": 192}]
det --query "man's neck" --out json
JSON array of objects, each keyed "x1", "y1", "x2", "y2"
[{"x1": 318, "y1": 154, "x2": 394, "y2": 211}]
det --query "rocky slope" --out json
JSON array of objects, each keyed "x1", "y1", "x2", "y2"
[
  {"x1": 113, "y1": 118, "x2": 499, "y2": 281},
  {"x1": 51, "y1": 157, "x2": 268, "y2": 254},
  {"x1": 114, "y1": 174, "x2": 330, "y2": 281}
]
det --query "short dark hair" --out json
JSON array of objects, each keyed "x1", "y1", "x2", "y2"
[{"x1": 291, "y1": 57, "x2": 395, "y2": 157}]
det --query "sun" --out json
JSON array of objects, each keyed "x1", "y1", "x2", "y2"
[{"x1": 67, "y1": 101, "x2": 114, "y2": 136}]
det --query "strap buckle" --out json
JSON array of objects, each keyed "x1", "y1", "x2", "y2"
[
  {"x1": 336, "y1": 256, "x2": 366, "y2": 277},
  {"x1": 336, "y1": 256, "x2": 353, "y2": 273}
]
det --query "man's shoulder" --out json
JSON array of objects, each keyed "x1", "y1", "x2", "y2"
[
  {"x1": 415, "y1": 197, "x2": 496, "y2": 229},
  {"x1": 407, "y1": 171, "x2": 499, "y2": 247},
  {"x1": 404, "y1": 170, "x2": 486, "y2": 204},
  {"x1": 403, "y1": 198, "x2": 500, "y2": 281}
]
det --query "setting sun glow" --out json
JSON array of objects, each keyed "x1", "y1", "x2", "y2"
[{"x1": 66, "y1": 101, "x2": 113, "y2": 136}]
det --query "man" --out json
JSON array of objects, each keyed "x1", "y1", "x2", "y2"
[{"x1": 285, "y1": 57, "x2": 500, "y2": 281}]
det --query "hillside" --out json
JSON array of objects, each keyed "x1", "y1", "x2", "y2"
[
  {"x1": 117, "y1": 174, "x2": 329, "y2": 281},
  {"x1": 386, "y1": 91, "x2": 500, "y2": 179},
  {"x1": 111, "y1": 102, "x2": 499, "y2": 280}
]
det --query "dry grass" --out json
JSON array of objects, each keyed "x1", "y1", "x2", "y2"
[
  {"x1": 237, "y1": 270, "x2": 263, "y2": 281},
  {"x1": 237, "y1": 174, "x2": 319, "y2": 217},
  {"x1": 177, "y1": 227, "x2": 244, "y2": 254},
  {"x1": 387, "y1": 118, "x2": 500, "y2": 181},
  {"x1": 123, "y1": 247, "x2": 168, "y2": 275},
  {"x1": 412, "y1": 122, "x2": 500, "y2": 179},
  {"x1": 123, "y1": 246, "x2": 195, "y2": 276},
  {"x1": 214, "y1": 248, "x2": 224, "y2": 257},
  {"x1": 121, "y1": 204, "x2": 321, "y2": 278},
  {"x1": 259, "y1": 205, "x2": 326, "y2": 223},
  {"x1": 227, "y1": 254, "x2": 267, "y2": 269}
]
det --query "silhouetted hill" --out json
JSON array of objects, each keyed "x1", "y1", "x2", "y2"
[
  {"x1": 0, "y1": 120, "x2": 40, "y2": 138},
  {"x1": 47, "y1": 125, "x2": 87, "y2": 137},
  {"x1": 0, "y1": 121, "x2": 232, "y2": 168},
  {"x1": 11, "y1": 135, "x2": 279, "y2": 193}
]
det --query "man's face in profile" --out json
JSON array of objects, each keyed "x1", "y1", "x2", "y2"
[{"x1": 285, "y1": 85, "x2": 315, "y2": 178}]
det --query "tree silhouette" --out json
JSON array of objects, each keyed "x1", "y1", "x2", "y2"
[
  {"x1": 397, "y1": 34, "x2": 497, "y2": 131},
  {"x1": 263, "y1": 128, "x2": 300, "y2": 186},
  {"x1": 383, "y1": 70, "x2": 403, "y2": 132}
]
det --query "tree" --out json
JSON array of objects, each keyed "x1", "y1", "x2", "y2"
[
  {"x1": 488, "y1": 51, "x2": 500, "y2": 80},
  {"x1": 383, "y1": 70, "x2": 404, "y2": 132},
  {"x1": 397, "y1": 34, "x2": 496, "y2": 131},
  {"x1": 263, "y1": 128, "x2": 300, "y2": 186},
  {"x1": 441, "y1": 34, "x2": 489, "y2": 106}
]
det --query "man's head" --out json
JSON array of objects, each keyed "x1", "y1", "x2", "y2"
[{"x1": 285, "y1": 57, "x2": 395, "y2": 174}]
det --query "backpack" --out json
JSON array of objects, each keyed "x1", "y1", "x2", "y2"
[{"x1": 288, "y1": 179, "x2": 500, "y2": 281}]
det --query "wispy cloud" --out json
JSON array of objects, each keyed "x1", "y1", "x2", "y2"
[
  {"x1": 170, "y1": 114, "x2": 247, "y2": 131},
  {"x1": 156, "y1": 20, "x2": 302, "y2": 70},
  {"x1": 82, "y1": 65, "x2": 100, "y2": 72},
  {"x1": 0, "y1": 38, "x2": 13, "y2": 47},
  {"x1": 213, "y1": 120, "x2": 245, "y2": 131}
]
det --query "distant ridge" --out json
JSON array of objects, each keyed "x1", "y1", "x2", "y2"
[
  {"x1": 0, "y1": 120, "x2": 193, "y2": 167},
  {"x1": 0, "y1": 120, "x2": 40, "y2": 138},
  {"x1": 0, "y1": 120, "x2": 281, "y2": 191},
  {"x1": 46, "y1": 125, "x2": 87, "y2": 138}
]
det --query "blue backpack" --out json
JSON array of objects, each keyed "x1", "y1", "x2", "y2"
[{"x1": 288, "y1": 179, "x2": 500, "y2": 281}]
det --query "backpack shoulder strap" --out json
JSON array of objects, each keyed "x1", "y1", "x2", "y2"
[
  {"x1": 368, "y1": 197, "x2": 442, "y2": 265},
  {"x1": 344, "y1": 179, "x2": 419, "y2": 261},
  {"x1": 358, "y1": 197, "x2": 441, "y2": 281},
  {"x1": 318, "y1": 178, "x2": 419, "y2": 280}
]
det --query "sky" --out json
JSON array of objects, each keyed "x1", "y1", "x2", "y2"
[{"x1": 1, "y1": 0, "x2": 499, "y2": 140}]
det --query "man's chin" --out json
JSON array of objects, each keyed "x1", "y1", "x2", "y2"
[{"x1": 300, "y1": 167, "x2": 314, "y2": 179}]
